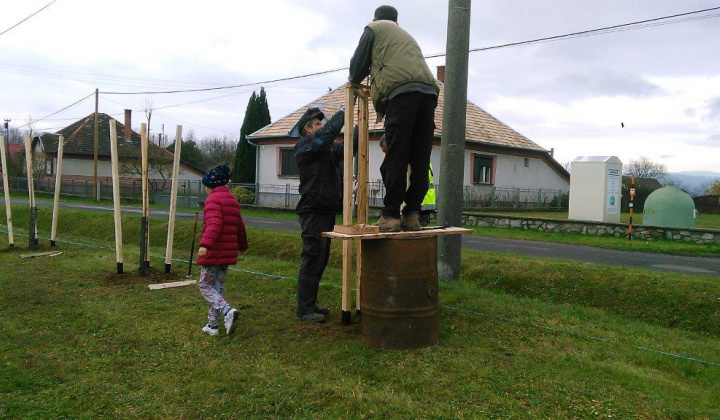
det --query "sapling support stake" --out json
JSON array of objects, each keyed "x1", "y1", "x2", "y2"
[
  {"x1": 164, "y1": 125, "x2": 183, "y2": 274},
  {"x1": 0, "y1": 134, "x2": 15, "y2": 247},
  {"x1": 139, "y1": 216, "x2": 148, "y2": 276},
  {"x1": 187, "y1": 211, "x2": 199, "y2": 278},
  {"x1": 28, "y1": 207, "x2": 37, "y2": 250},
  {"x1": 109, "y1": 120, "x2": 124, "y2": 274}
]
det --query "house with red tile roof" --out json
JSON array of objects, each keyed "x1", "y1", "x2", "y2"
[
  {"x1": 248, "y1": 67, "x2": 569, "y2": 207},
  {"x1": 31, "y1": 111, "x2": 203, "y2": 183}
]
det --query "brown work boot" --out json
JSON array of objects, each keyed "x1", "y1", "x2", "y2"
[
  {"x1": 376, "y1": 215, "x2": 401, "y2": 232},
  {"x1": 400, "y1": 212, "x2": 421, "y2": 231}
]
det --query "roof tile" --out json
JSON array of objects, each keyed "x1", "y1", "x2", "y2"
[{"x1": 250, "y1": 82, "x2": 545, "y2": 152}]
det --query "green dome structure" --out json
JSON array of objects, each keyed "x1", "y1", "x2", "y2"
[{"x1": 643, "y1": 186, "x2": 696, "y2": 228}]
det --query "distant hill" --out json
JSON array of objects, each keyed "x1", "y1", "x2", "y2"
[{"x1": 664, "y1": 171, "x2": 720, "y2": 196}]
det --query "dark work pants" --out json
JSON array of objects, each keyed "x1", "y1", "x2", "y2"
[
  {"x1": 297, "y1": 212, "x2": 335, "y2": 315},
  {"x1": 380, "y1": 91, "x2": 438, "y2": 218}
]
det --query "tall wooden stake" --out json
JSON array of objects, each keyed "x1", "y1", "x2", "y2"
[
  {"x1": 50, "y1": 135, "x2": 65, "y2": 246},
  {"x1": 109, "y1": 120, "x2": 124, "y2": 274},
  {"x1": 23, "y1": 133, "x2": 37, "y2": 248},
  {"x1": 628, "y1": 176, "x2": 636, "y2": 243},
  {"x1": 93, "y1": 88, "x2": 99, "y2": 202},
  {"x1": 355, "y1": 93, "x2": 369, "y2": 315},
  {"x1": 187, "y1": 212, "x2": 199, "y2": 278},
  {"x1": 164, "y1": 125, "x2": 183, "y2": 273},
  {"x1": 140, "y1": 123, "x2": 149, "y2": 275},
  {"x1": 341, "y1": 84, "x2": 356, "y2": 325},
  {"x1": 0, "y1": 135, "x2": 14, "y2": 247}
]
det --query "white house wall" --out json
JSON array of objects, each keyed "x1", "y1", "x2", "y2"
[
  {"x1": 60, "y1": 158, "x2": 202, "y2": 180},
  {"x1": 482, "y1": 153, "x2": 568, "y2": 190},
  {"x1": 258, "y1": 142, "x2": 567, "y2": 191}
]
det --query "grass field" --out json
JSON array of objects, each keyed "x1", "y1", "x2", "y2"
[{"x1": 0, "y1": 205, "x2": 719, "y2": 418}]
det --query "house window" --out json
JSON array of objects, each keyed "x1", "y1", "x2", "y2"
[
  {"x1": 45, "y1": 159, "x2": 54, "y2": 175},
  {"x1": 279, "y1": 148, "x2": 299, "y2": 177},
  {"x1": 524, "y1": 157, "x2": 530, "y2": 168},
  {"x1": 472, "y1": 154, "x2": 494, "y2": 185}
]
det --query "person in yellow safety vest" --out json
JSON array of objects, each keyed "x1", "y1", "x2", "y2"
[
  {"x1": 419, "y1": 164, "x2": 436, "y2": 226},
  {"x1": 379, "y1": 135, "x2": 435, "y2": 226}
]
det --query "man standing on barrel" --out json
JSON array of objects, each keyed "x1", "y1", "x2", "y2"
[{"x1": 349, "y1": 4, "x2": 439, "y2": 232}]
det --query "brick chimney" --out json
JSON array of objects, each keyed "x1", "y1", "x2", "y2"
[
  {"x1": 550, "y1": 147, "x2": 555, "y2": 157},
  {"x1": 436, "y1": 65, "x2": 446, "y2": 83},
  {"x1": 124, "y1": 109, "x2": 131, "y2": 140}
]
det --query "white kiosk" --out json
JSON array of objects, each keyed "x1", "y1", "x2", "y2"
[{"x1": 568, "y1": 156, "x2": 623, "y2": 223}]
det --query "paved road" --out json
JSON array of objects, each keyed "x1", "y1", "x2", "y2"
[
  {"x1": 17, "y1": 199, "x2": 720, "y2": 277},
  {"x1": 461, "y1": 236, "x2": 719, "y2": 276}
]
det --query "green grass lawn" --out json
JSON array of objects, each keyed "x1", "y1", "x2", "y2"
[{"x1": 0, "y1": 206, "x2": 719, "y2": 418}]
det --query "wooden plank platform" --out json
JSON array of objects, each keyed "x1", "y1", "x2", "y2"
[
  {"x1": 323, "y1": 226, "x2": 472, "y2": 240},
  {"x1": 333, "y1": 224, "x2": 379, "y2": 235}
]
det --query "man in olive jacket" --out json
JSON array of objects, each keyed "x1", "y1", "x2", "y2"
[{"x1": 349, "y1": 4, "x2": 439, "y2": 232}]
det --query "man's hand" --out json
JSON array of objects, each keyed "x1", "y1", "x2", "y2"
[{"x1": 197, "y1": 247, "x2": 207, "y2": 257}]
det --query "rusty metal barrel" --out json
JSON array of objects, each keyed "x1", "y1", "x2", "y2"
[{"x1": 360, "y1": 236, "x2": 439, "y2": 349}]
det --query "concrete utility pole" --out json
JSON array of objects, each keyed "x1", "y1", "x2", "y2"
[{"x1": 438, "y1": 0, "x2": 471, "y2": 282}]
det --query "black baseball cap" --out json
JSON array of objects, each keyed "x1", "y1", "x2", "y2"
[{"x1": 297, "y1": 107, "x2": 325, "y2": 136}]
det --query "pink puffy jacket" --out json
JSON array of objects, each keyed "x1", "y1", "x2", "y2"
[{"x1": 197, "y1": 186, "x2": 248, "y2": 266}]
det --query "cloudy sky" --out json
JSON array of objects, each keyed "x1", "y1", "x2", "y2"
[{"x1": 2, "y1": 0, "x2": 719, "y2": 173}]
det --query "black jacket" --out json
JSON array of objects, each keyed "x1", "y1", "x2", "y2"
[{"x1": 294, "y1": 110, "x2": 346, "y2": 214}]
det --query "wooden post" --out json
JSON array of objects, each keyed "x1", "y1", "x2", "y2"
[
  {"x1": 109, "y1": 120, "x2": 124, "y2": 274},
  {"x1": 356, "y1": 94, "x2": 369, "y2": 224},
  {"x1": 23, "y1": 133, "x2": 37, "y2": 247},
  {"x1": 140, "y1": 123, "x2": 149, "y2": 275},
  {"x1": 341, "y1": 84, "x2": 356, "y2": 325},
  {"x1": 187, "y1": 211, "x2": 199, "y2": 278},
  {"x1": 164, "y1": 125, "x2": 183, "y2": 273},
  {"x1": 628, "y1": 176, "x2": 636, "y2": 243},
  {"x1": 50, "y1": 135, "x2": 65, "y2": 246},
  {"x1": 355, "y1": 93, "x2": 370, "y2": 315},
  {"x1": 93, "y1": 89, "x2": 99, "y2": 201},
  {"x1": 0, "y1": 135, "x2": 14, "y2": 247}
]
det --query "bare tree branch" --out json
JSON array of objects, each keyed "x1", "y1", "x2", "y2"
[{"x1": 623, "y1": 157, "x2": 667, "y2": 180}]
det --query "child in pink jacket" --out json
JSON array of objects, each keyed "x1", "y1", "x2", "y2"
[{"x1": 196, "y1": 164, "x2": 248, "y2": 336}]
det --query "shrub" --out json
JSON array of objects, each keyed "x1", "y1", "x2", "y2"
[
  {"x1": 549, "y1": 191, "x2": 569, "y2": 209},
  {"x1": 232, "y1": 186, "x2": 255, "y2": 205}
]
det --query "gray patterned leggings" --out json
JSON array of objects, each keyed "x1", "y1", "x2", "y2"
[{"x1": 198, "y1": 265, "x2": 231, "y2": 327}]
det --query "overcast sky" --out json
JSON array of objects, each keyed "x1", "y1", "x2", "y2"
[{"x1": 1, "y1": 0, "x2": 719, "y2": 173}]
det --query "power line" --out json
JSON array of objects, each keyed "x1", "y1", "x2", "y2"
[
  {"x1": 0, "y1": 0, "x2": 59, "y2": 37},
  {"x1": 102, "y1": 95, "x2": 238, "y2": 137},
  {"x1": 12, "y1": 5, "x2": 720, "y2": 132},
  {"x1": 0, "y1": 63, "x2": 218, "y2": 90},
  {"x1": 100, "y1": 6, "x2": 720, "y2": 96},
  {"x1": 426, "y1": 6, "x2": 720, "y2": 58},
  {"x1": 15, "y1": 92, "x2": 94, "y2": 129},
  {"x1": 152, "y1": 112, "x2": 238, "y2": 137},
  {"x1": 101, "y1": 66, "x2": 348, "y2": 95}
]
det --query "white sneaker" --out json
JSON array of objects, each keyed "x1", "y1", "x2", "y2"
[
  {"x1": 224, "y1": 308, "x2": 239, "y2": 335},
  {"x1": 202, "y1": 324, "x2": 219, "y2": 336}
]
